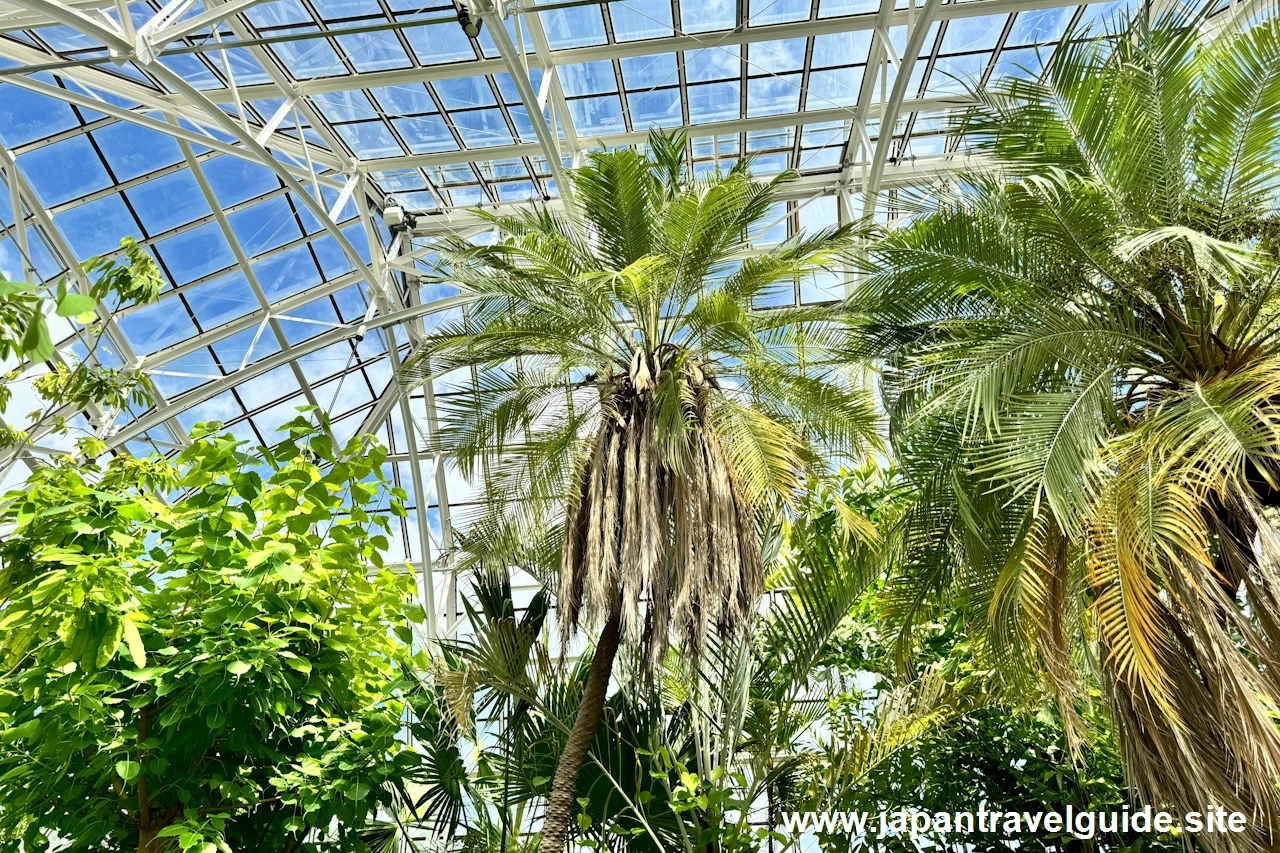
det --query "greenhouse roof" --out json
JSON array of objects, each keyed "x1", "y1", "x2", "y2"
[{"x1": 0, "y1": 0, "x2": 1258, "y2": 576}]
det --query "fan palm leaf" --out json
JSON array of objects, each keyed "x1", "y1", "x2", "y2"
[
  {"x1": 857, "y1": 7, "x2": 1280, "y2": 849},
  {"x1": 401, "y1": 130, "x2": 876, "y2": 853}
]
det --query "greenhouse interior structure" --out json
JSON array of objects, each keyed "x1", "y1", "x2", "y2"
[{"x1": 2, "y1": 0, "x2": 1280, "y2": 847}]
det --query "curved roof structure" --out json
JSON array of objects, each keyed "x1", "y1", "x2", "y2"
[{"x1": 0, "y1": 0, "x2": 1263, "y2": 618}]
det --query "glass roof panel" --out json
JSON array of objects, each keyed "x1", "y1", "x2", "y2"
[{"x1": 0, "y1": 0, "x2": 1240, "y2": 570}]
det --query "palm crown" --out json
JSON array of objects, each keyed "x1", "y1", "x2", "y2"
[
  {"x1": 856, "y1": 7, "x2": 1280, "y2": 846},
  {"x1": 405, "y1": 131, "x2": 874, "y2": 665},
  {"x1": 402, "y1": 131, "x2": 875, "y2": 853}
]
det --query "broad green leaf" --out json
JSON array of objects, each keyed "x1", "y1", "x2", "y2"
[
  {"x1": 121, "y1": 619, "x2": 146, "y2": 669},
  {"x1": 20, "y1": 314, "x2": 52, "y2": 362},
  {"x1": 285, "y1": 657, "x2": 312, "y2": 674},
  {"x1": 114, "y1": 760, "x2": 140, "y2": 782},
  {"x1": 226, "y1": 660, "x2": 252, "y2": 676},
  {"x1": 55, "y1": 293, "x2": 96, "y2": 319},
  {"x1": 276, "y1": 562, "x2": 304, "y2": 583}
]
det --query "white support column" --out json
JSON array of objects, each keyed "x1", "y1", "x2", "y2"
[
  {"x1": 169, "y1": 117, "x2": 333, "y2": 435},
  {"x1": 478, "y1": 0, "x2": 575, "y2": 204},
  {"x1": 134, "y1": 0, "x2": 270, "y2": 60},
  {"x1": 6, "y1": 0, "x2": 131, "y2": 54},
  {"x1": 862, "y1": 0, "x2": 945, "y2": 218},
  {"x1": 0, "y1": 46, "x2": 350, "y2": 181}
]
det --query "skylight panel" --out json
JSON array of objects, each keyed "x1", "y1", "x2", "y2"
[
  {"x1": 798, "y1": 146, "x2": 841, "y2": 168},
  {"x1": 278, "y1": 296, "x2": 341, "y2": 345},
  {"x1": 311, "y1": 0, "x2": 384, "y2": 20},
  {"x1": 183, "y1": 271, "x2": 257, "y2": 330},
  {"x1": 228, "y1": 195, "x2": 305, "y2": 255},
  {"x1": 201, "y1": 154, "x2": 281, "y2": 206},
  {"x1": 53, "y1": 194, "x2": 140, "y2": 259},
  {"x1": 253, "y1": 242, "x2": 324, "y2": 300},
  {"x1": 207, "y1": 48, "x2": 274, "y2": 85},
  {"x1": 609, "y1": 1, "x2": 675, "y2": 39},
  {"x1": 539, "y1": 6, "x2": 608, "y2": 49},
  {"x1": 117, "y1": 297, "x2": 199, "y2": 356},
  {"x1": 453, "y1": 108, "x2": 515, "y2": 148},
  {"x1": 679, "y1": 0, "x2": 735, "y2": 32},
  {"x1": 496, "y1": 181, "x2": 538, "y2": 201},
  {"x1": 147, "y1": 350, "x2": 226, "y2": 397},
  {"x1": 447, "y1": 185, "x2": 488, "y2": 205},
  {"x1": 297, "y1": 341, "x2": 358, "y2": 384},
  {"x1": 158, "y1": 54, "x2": 223, "y2": 89},
  {"x1": 394, "y1": 115, "x2": 458, "y2": 153},
  {"x1": 628, "y1": 88, "x2": 682, "y2": 128},
  {"x1": 175, "y1": 390, "x2": 244, "y2": 433},
  {"x1": 372, "y1": 168, "x2": 429, "y2": 192},
  {"x1": 505, "y1": 106, "x2": 539, "y2": 143},
  {"x1": 328, "y1": 284, "x2": 369, "y2": 324},
  {"x1": 32, "y1": 25, "x2": 101, "y2": 51},
  {"x1": 433, "y1": 75, "x2": 497, "y2": 110},
  {"x1": 926, "y1": 52, "x2": 990, "y2": 94},
  {"x1": 424, "y1": 163, "x2": 476, "y2": 185},
  {"x1": 619, "y1": 53, "x2": 678, "y2": 89},
  {"x1": 685, "y1": 45, "x2": 740, "y2": 82},
  {"x1": 819, "y1": 0, "x2": 880, "y2": 16},
  {"x1": 336, "y1": 120, "x2": 404, "y2": 158},
  {"x1": 1078, "y1": 0, "x2": 1140, "y2": 30},
  {"x1": 0, "y1": 83, "x2": 80, "y2": 147},
  {"x1": 310, "y1": 233, "x2": 356, "y2": 277},
  {"x1": 749, "y1": 0, "x2": 812, "y2": 24},
  {"x1": 402, "y1": 21, "x2": 480, "y2": 64},
  {"x1": 366, "y1": 82, "x2": 436, "y2": 117},
  {"x1": 337, "y1": 31, "x2": 413, "y2": 71},
  {"x1": 939, "y1": 14, "x2": 1008, "y2": 53},
  {"x1": 18, "y1": 135, "x2": 111, "y2": 206},
  {"x1": 559, "y1": 60, "x2": 618, "y2": 97},
  {"x1": 813, "y1": 30, "x2": 875, "y2": 67},
  {"x1": 749, "y1": 38, "x2": 807, "y2": 74},
  {"x1": 1007, "y1": 6, "x2": 1075, "y2": 44},
  {"x1": 319, "y1": 370, "x2": 377, "y2": 417},
  {"x1": 235, "y1": 363, "x2": 302, "y2": 410},
  {"x1": 747, "y1": 75, "x2": 802, "y2": 117},
  {"x1": 125, "y1": 169, "x2": 211, "y2": 235},
  {"x1": 212, "y1": 323, "x2": 282, "y2": 367},
  {"x1": 494, "y1": 69, "x2": 542, "y2": 104},
  {"x1": 475, "y1": 15, "x2": 534, "y2": 57},
  {"x1": 993, "y1": 45, "x2": 1051, "y2": 79},
  {"x1": 246, "y1": 0, "x2": 314, "y2": 29},
  {"x1": 749, "y1": 128, "x2": 795, "y2": 151},
  {"x1": 475, "y1": 158, "x2": 529, "y2": 180},
  {"x1": 154, "y1": 220, "x2": 237, "y2": 283},
  {"x1": 687, "y1": 81, "x2": 740, "y2": 123},
  {"x1": 313, "y1": 89, "x2": 379, "y2": 123},
  {"x1": 248, "y1": 394, "x2": 309, "y2": 440},
  {"x1": 568, "y1": 95, "x2": 626, "y2": 134},
  {"x1": 808, "y1": 66, "x2": 865, "y2": 107},
  {"x1": 271, "y1": 32, "x2": 348, "y2": 78}
]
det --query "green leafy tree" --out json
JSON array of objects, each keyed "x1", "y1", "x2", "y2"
[
  {"x1": 0, "y1": 415, "x2": 426, "y2": 852},
  {"x1": 401, "y1": 130, "x2": 877, "y2": 853},
  {"x1": 0, "y1": 237, "x2": 162, "y2": 458},
  {"x1": 853, "y1": 6, "x2": 1280, "y2": 849}
]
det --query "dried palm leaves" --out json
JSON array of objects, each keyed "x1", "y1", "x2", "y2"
[{"x1": 558, "y1": 347, "x2": 765, "y2": 674}]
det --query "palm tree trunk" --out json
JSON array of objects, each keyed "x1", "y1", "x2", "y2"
[{"x1": 538, "y1": 601, "x2": 622, "y2": 853}]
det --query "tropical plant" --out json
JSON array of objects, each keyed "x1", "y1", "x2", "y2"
[
  {"x1": 397, "y1": 468, "x2": 946, "y2": 853},
  {"x1": 0, "y1": 415, "x2": 427, "y2": 852},
  {"x1": 853, "y1": 6, "x2": 1280, "y2": 849},
  {"x1": 401, "y1": 130, "x2": 877, "y2": 853},
  {"x1": 0, "y1": 236, "x2": 162, "y2": 466}
]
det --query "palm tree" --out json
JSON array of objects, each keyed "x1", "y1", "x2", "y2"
[
  {"x1": 854, "y1": 6, "x2": 1280, "y2": 849},
  {"x1": 401, "y1": 130, "x2": 876, "y2": 853}
]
